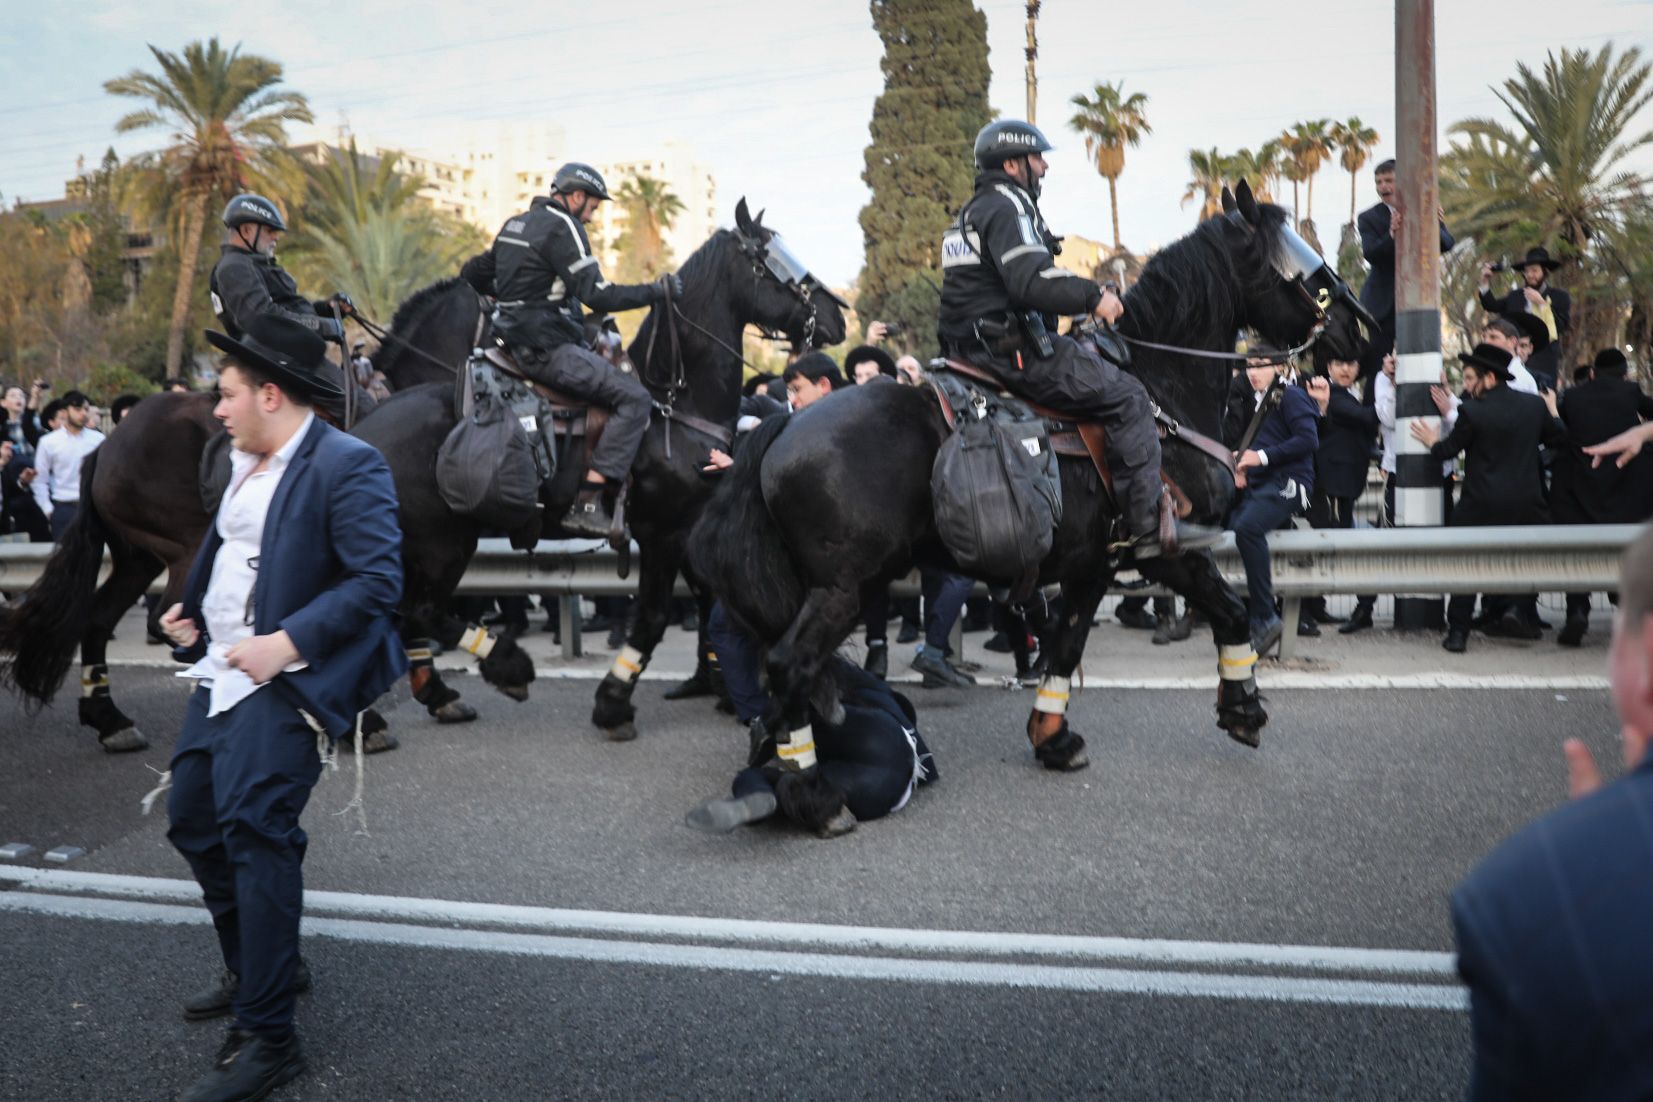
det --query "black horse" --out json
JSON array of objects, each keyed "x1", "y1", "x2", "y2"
[
  {"x1": 363, "y1": 199, "x2": 845, "y2": 737},
  {"x1": 0, "y1": 201, "x2": 843, "y2": 749},
  {"x1": 690, "y1": 182, "x2": 1371, "y2": 800}
]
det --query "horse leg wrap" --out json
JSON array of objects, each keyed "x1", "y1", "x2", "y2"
[
  {"x1": 457, "y1": 624, "x2": 498, "y2": 660},
  {"x1": 1216, "y1": 644, "x2": 1267, "y2": 749},
  {"x1": 80, "y1": 664, "x2": 111, "y2": 699},
  {"x1": 1218, "y1": 643, "x2": 1258, "y2": 683},
  {"x1": 608, "y1": 644, "x2": 648, "y2": 685},
  {"x1": 775, "y1": 724, "x2": 818, "y2": 772}
]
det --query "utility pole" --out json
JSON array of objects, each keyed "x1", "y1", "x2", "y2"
[
  {"x1": 1392, "y1": 0, "x2": 1445, "y2": 627},
  {"x1": 1025, "y1": 1, "x2": 1041, "y2": 123}
]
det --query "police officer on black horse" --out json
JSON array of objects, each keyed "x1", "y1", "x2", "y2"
[
  {"x1": 938, "y1": 120, "x2": 1216, "y2": 557},
  {"x1": 462, "y1": 162, "x2": 681, "y2": 538},
  {"x1": 210, "y1": 194, "x2": 359, "y2": 412}
]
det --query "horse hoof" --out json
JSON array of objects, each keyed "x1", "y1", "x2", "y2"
[
  {"x1": 816, "y1": 807, "x2": 858, "y2": 838},
  {"x1": 602, "y1": 722, "x2": 638, "y2": 743},
  {"x1": 497, "y1": 683, "x2": 530, "y2": 703},
  {"x1": 1035, "y1": 729, "x2": 1090, "y2": 772},
  {"x1": 98, "y1": 727, "x2": 149, "y2": 754},
  {"x1": 432, "y1": 701, "x2": 477, "y2": 724},
  {"x1": 361, "y1": 729, "x2": 400, "y2": 754},
  {"x1": 1223, "y1": 725, "x2": 1261, "y2": 750}
]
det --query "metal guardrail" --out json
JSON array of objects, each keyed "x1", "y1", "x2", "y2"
[{"x1": 2, "y1": 526, "x2": 1643, "y2": 663}]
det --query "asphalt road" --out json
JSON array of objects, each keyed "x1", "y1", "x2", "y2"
[{"x1": 0, "y1": 667, "x2": 1620, "y2": 1100}]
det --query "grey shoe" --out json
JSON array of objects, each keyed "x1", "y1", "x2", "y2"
[
  {"x1": 911, "y1": 648, "x2": 976, "y2": 689},
  {"x1": 182, "y1": 960, "x2": 312, "y2": 1022},
  {"x1": 685, "y1": 791, "x2": 778, "y2": 833}
]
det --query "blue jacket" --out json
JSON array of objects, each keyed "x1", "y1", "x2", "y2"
[
  {"x1": 1245, "y1": 383, "x2": 1320, "y2": 497},
  {"x1": 1451, "y1": 748, "x2": 1653, "y2": 1099},
  {"x1": 174, "y1": 418, "x2": 408, "y2": 737}
]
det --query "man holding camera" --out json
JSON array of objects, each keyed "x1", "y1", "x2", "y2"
[
  {"x1": 938, "y1": 119, "x2": 1207, "y2": 558},
  {"x1": 1479, "y1": 247, "x2": 1569, "y2": 390}
]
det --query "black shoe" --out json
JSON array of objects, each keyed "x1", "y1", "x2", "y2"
[
  {"x1": 1338, "y1": 607, "x2": 1374, "y2": 635},
  {"x1": 1296, "y1": 618, "x2": 1321, "y2": 637},
  {"x1": 561, "y1": 497, "x2": 614, "y2": 539},
  {"x1": 1310, "y1": 607, "x2": 1347, "y2": 625},
  {"x1": 981, "y1": 631, "x2": 1012, "y2": 653},
  {"x1": 1483, "y1": 613, "x2": 1541, "y2": 641},
  {"x1": 895, "y1": 620, "x2": 921, "y2": 644},
  {"x1": 1443, "y1": 627, "x2": 1469, "y2": 653},
  {"x1": 663, "y1": 669, "x2": 712, "y2": 701},
  {"x1": 911, "y1": 648, "x2": 976, "y2": 689},
  {"x1": 1557, "y1": 616, "x2": 1588, "y2": 647},
  {"x1": 179, "y1": 1030, "x2": 305, "y2": 1102},
  {"x1": 1252, "y1": 619, "x2": 1283, "y2": 659},
  {"x1": 1115, "y1": 604, "x2": 1158, "y2": 631},
  {"x1": 183, "y1": 961, "x2": 312, "y2": 1022},
  {"x1": 863, "y1": 642, "x2": 888, "y2": 680},
  {"x1": 1151, "y1": 613, "x2": 1192, "y2": 645}
]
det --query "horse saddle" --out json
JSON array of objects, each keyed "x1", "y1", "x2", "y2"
[
  {"x1": 479, "y1": 345, "x2": 611, "y2": 475},
  {"x1": 931, "y1": 358, "x2": 1196, "y2": 520}
]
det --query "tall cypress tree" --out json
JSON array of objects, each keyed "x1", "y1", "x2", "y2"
[{"x1": 857, "y1": 0, "x2": 991, "y2": 359}]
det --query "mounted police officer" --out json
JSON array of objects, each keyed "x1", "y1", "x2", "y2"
[
  {"x1": 464, "y1": 162, "x2": 680, "y2": 538},
  {"x1": 939, "y1": 120, "x2": 1211, "y2": 556},
  {"x1": 209, "y1": 194, "x2": 356, "y2": 410}
]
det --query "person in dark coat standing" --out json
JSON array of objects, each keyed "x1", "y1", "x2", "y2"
[
  {"x1": 158, "y1": 316, "x2": 407, "y2": 1102},
  {"x1": 1302, "y1": 352, "x2": 1378, "y2": 631},
  {"x1": 1357, "y1": 159, "x2": 1456, "y2": 385},
  {"x1": 1551, "y1": 348, "x2": 1653, "y2": 644},
  {"x1": 1479, "y1": 247, "x2": 1570, "y2": 390},
  {"x1": 1410, "y1": 344, "x2": 1568, "y2": 653},
  {"x1": 1451, "y1": 525, "x2": 1653, "y2": 1101}
]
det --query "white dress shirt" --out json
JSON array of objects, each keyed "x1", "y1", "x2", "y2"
[
  {"x1": 1507, "y1": 355, "x2": 1540, "y2": 396},
  {"x1": 181, "y1": 413, "x2": 313, "y2": 716},
  {"x1": 30, "y1": 426, "x2": 104, "y2": 515},
  {"x1": 1375, "y1": 370, "x2": 1455, "y2": 477}
]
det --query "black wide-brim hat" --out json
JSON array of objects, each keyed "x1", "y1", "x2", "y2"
[
  {"x1": 1519, "y1": 247, "x2": 1562, "y2": 271},
  {"x1": 1459, "y1": 342, "x2": 1515, "y2": 381},
  {"x1": 205, "y1": 315, "x2": 344, "y2": 401},
  {"x1": 1502, "y1": 309, "x2": 1551, "y2": 353}
]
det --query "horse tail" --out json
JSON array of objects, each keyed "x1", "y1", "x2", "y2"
[
  {"x1": 687, "y1": 413, "x2": 804, "y2": 642},
  {"x1": 0, "y1": 448, "x2": 108, "y2": 708}
]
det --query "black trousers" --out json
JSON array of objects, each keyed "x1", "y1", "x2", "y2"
[{"x1": 516, "y1": 343, "x2": 652, "y2": 481}]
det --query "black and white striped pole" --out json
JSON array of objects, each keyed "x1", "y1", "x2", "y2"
[{"x1": 1392, "y1": 0, "x2": 1446, "y2": 628}]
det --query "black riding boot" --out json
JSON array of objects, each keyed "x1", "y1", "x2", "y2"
[{"x1": 563, "y1": 478, "x2": 614, "y2": 538}]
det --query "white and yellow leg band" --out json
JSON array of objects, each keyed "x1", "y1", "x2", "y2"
[
  {"x1": 1033, "y1": 674, "x2": 1071, "y2": 715},
  {"x1": 1219, "y1": 643, "x2": 1258, "y2": 682},
  {"x1": 776, "y1": 724, "x2": 818, "y2": 771},
  {"x1": 458, "y1": 625, "x2": 497, "y2": 660},
  {"x1": 609, "y1": 644, "x2": 646, "y2": 684},
  {"x1": 81, "y1": 667, "x2": 109, "y2": 698}
]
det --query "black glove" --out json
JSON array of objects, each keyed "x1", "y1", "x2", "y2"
[
  {"x1": 331, "y1": 293, "x2": 356, "y2": 317},
  {"x1": 655, "y1": 273, "x2": 684, "y2": 301},
  {"x1": 317, "y1": 317, "x2": 345, "y2": 343}
]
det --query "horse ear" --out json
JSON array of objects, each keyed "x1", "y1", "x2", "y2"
[
  {"x1": 1220, "y1": 186, "x2": 1237, "y2": 215},
  {"x1": 1235, "y1": 178, "x2": 1260, "y2": 224},
  {"x1": 755, "y1": 207, "x2": 767, "y2": 229},
  {"x1": 735, "y1": 197, "x2": 753, "y2": 234}
]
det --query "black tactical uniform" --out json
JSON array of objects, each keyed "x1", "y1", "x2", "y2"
[
  {"x1": 209, "y1": 194, "x2": 352, "y2": 412},
  {"x1": 463, "y1": 163, "x2": 669, "y2": 536},
  {"x1": 938, "y1": 121, "x2": 1166, "y2": 544}
]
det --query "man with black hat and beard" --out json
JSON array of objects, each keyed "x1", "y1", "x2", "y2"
[
  {"x1": 157, "y1": 315, "x2": 407, "y2": 1102},
  {"x1": 1410, "y1": 343, "x2": 1569, "y2": 653},
  {"x1": 1480, "y1": 247, "x2": 1570, "y2": 389},
  {"x1": 1551, "y1": 347, "x2": 1653, "y2": 644}
]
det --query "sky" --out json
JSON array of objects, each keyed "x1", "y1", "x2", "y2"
[{"x1": 2, "y1": 0, "x2": 1650, "y2": 287}]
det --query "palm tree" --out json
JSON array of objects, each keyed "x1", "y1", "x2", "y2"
[
  {"x1": 282, "y1": 142, "x2": 484, "y2": 323},
  {"x1": 1280, "y1": 119, "x2": 1335, "y2": 225},
  {"x1": 1068, "y1": 81, "x2": 1152, "y2": 250},
  {"x1": 1182, "y1": 147, "x2": 1226, "y2": 222},
  {"x1": 1330, "y1": 117, "x2": 1381, "y2": 226},
  {"x1": 104, "y1": 38, "x2": 311, "y2": 375},
  {"x1": 613, "y1": 175, "x2": 686, "y2": 282},
  {"x1": 1223, "y1": 143, "x2": 1283, "y2": 205}
]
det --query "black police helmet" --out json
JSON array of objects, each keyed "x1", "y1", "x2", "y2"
[
  {"x1": 974, "y1": 119, "x2": 1053, "y2": 170},
  {"x1": 552, "y1": 163, "x2": 612, "y2": 202},
  {"x1": 221, "y1": 194, "x2": 287, "y2": 232}
]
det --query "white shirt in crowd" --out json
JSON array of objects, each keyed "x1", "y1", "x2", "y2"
[
  {"x1": 180, "y1": 412, "x2": 313, "y2": 716},
  {"x1": 1375, "y1": 370, "x2": 1456, "y2": 477},
  {"x1": 1507, "y1": 356, "x2": 1540, "y2": 396},
  {"x1": 30, "y1": 425, "x2": 105, "y2": 516}
]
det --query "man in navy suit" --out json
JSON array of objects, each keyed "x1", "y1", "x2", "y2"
[
  {"x1": 159, "y1": 315, "x2": 407, "y2": 1102},
  {"x1": 1357, "y1": 159, "x2": 1456, "y2": 383},
  {"x1": 1451, "y1": 524, "x2": 1653, "y2": 1099}
]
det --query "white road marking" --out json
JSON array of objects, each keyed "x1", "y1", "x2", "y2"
[{"x1": 0, "y1": 889, "x2": 1467, "y2": 1011}]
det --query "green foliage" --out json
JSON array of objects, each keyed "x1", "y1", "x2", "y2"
[
  {"x1": 613, "y1": 175, "x2": 685, "y2": 283},
  {"x1": 1330, "y1": 118, "x2": 1381, "y2": 226},
  {"x1": 75, "y1": 149, "x2": 131, "y2": 315},
  {"x1": 85, "y1": 361, "x2": 158, "y2": 406},
  {"x1": 857, "y1": 0, "x2": 991, "y2": 360}
]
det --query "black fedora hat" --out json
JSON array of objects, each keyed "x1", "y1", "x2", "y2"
[
  {"x1": 1458, "y1": 342, "x2": 1514, "y2": 381},
  {"x1": 1593, "y1": 347, "x2": 1629, "y2": 373},
  {"x1": 844, "y1": 344, "x2": 897, "y2": 378},
  {"x1": 1518, "y1": 246, "x2": 1562, "y2": 271},
  {"x1": 1502, "y1": 309, "x2": 1551, "y2": 353},
  {"x1": 205, "y1": 315, "x2": 344, "y2": 401}
]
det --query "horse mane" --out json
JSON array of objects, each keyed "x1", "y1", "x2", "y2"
[
  {"x1": 627, "y1": 229, "x2": 742, "y2": 366},
  {"x1": 1121, "y1": 204, "x2": 1288, "y2": 345},
  {"x1": 389, "y1": 275, "x2": 471, "y2": 335}
]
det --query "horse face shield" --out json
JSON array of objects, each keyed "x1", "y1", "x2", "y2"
[{"x1": 1272, "y1": 222, "x2": 1376, "y2": 338}]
